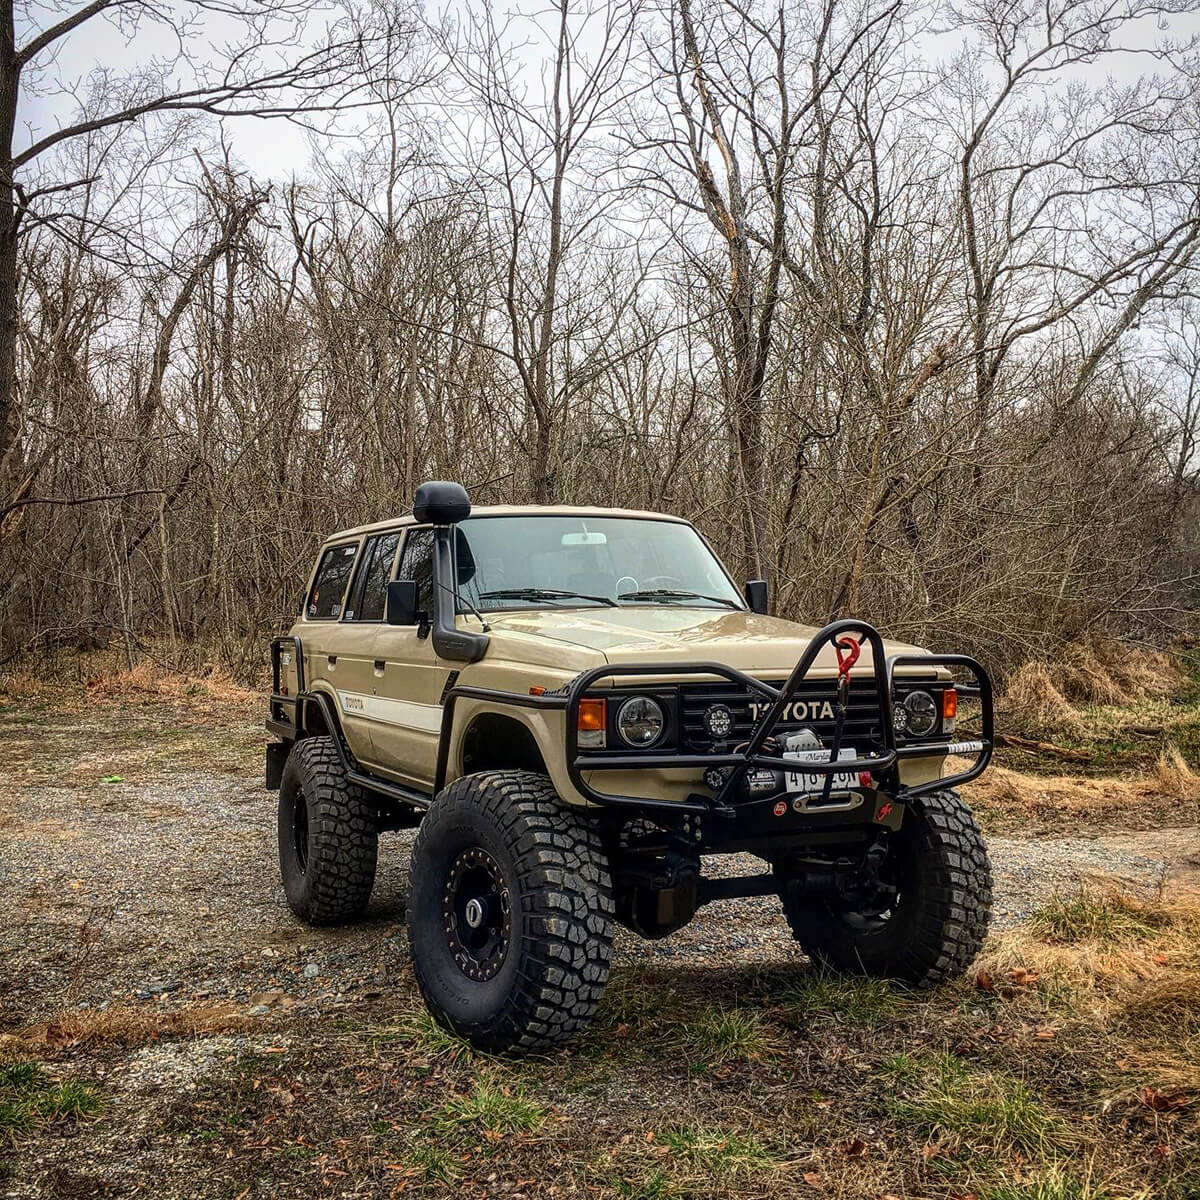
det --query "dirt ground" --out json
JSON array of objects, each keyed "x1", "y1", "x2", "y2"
[{"x1": 1, "y1": 692, "x2": 1198, "y2": 1199}]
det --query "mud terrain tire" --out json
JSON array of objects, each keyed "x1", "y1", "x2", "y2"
[
  {"x1": 278, "y1": 736, "x2": 378, "y2": 925},
  {"x1": 407, "y1": 770, "x2": 614, "y2": 1053},
  {"x1": 778, "y1": 788, "x2": 991, "y2": 985}
]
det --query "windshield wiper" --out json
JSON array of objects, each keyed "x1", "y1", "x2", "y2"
[
  {"x1": 619, "y1": 589, "x2": 741, "y2": 610},
  {"x1": 479, "y1": 587, "x2": 617, "y2": 608}
]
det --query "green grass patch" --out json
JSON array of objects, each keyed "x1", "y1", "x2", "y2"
[
  {"x1": 399, "y1": 1143, "x2": 461, "y2": 1184},
  {"x1": 383, "y1": 1008, "x2": 476, "y2": 1062},
  {"x1": 978, "y1": 1165, "x2": 1115, "y2": 1200},
  {"x1": 888, "y1": 1055, "x2": 1070, "y2": 1156},
  {"x1": 679, "y1": 1006, "x2": 772, "y2": 1064},
  {"x1": 609, "y1": 1168, "x2": 684, "y2": 1198},
  {"x1": 876, "y1": 1052, "x2": 923, "y2": 1085},
  {"x1": 436, "y1": 1075, "x2": 545, "y2": 1137},
  {"x1": 783, "y1": 969, "x2": 902, "y2": 1022},
  {"x1": 0, "y1": 1061, "x2": 103, "y2": 1137},
  {"x1": 660, "y1": 1125, "x2": 778, "y2": 1174},
  {"x1": 594, "y1": 970, "x2": 680, "y2": 1030}
]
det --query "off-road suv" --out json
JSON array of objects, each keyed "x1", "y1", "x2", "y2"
[{"x1": 266, "y1": 482, "x2": 994, "y2": 1053}]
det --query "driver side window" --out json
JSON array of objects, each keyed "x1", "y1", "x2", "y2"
[{"x1": 396, "y1": 527, "x2": 435, "y2": 618}]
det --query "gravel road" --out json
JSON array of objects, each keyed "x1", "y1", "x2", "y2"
[{"x1": 2, "y1": 763, "x2": 1196, "y2": 1029}]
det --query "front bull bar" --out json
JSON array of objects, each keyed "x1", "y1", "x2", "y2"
[{"x1": 562, "y1": 618, "x2": 994, "y2": 815}]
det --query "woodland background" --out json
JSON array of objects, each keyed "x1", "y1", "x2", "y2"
[{"x1": 1, "y1": 0, "x2": 1198, "y2": 680}]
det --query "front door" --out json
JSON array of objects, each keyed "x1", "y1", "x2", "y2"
[{"x1": 363, "y1": 527, "x2": 453, "y2": 791}]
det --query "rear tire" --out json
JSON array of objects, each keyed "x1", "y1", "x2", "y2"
[
  {"x1": 778, "y1": 788, "x2": 991, "y2": 985},
  {"x1": 407, "y1": 770, "x2": 614, "y2": 1054},
  {"x1": 278, "y1": 736, "x2": 378, "y2": 925}
]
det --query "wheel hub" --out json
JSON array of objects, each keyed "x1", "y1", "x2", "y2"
[
  {"x1": 292, "y1": 797, "x2": 310, "y2": 875},
  {"x1": 443, "y1": 847, "x2": 511, "y2": 982}
]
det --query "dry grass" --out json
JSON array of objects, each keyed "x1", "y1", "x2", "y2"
[
  {"x1": 0, "y1": 651, "x2": 258, "y2": 717},
  {"x1": 1052, "y1": 638, "x2": 1186, "y2": 709},
  {"x1": 1118, "y1": 970, "x2": 1200, "y2": 1037},
  {"x1": 0, "y1": 1005, "x2": 247, "y2": 1061},
  {"x1": 971, "y1": 883, "x2": 1200, "y2": 1025},
  {"x1": 999, "y1": 661, "x2": 1085, "y2": 736},
  {"x1": 963, "y1": 758, "x2": 1200, "y2": 833},
  {"x1": 1154, "y1": 746, "x2": 1200, "y2": 799},
  {"x1": 996, "y1": 639, "x2": 1194, "y2": 756},
  {"x1": 83, "y1": 661, "x2": 256, "y2": 706}
]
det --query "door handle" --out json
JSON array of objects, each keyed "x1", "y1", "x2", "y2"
[
  {"x1": 326, "y1": 654, "x2": 337, "y2": 667},
  {"x1": 373, "y1": 660, "x2": 386, "y2": 673}
]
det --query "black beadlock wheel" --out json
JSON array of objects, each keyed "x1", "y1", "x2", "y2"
[
  {"x1": 777, "y1": 788, "x2": 992, "y2": 986},
  {"x1": 278, "y1": 736, "x2": 378, "y2": 926},
  {"x1": 407, "y1": 770, "x2": 614, "y2": 1054}
]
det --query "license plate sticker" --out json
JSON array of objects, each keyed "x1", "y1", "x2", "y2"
[{"x1": 784, "y1": 746, "x2": 859, "y2": 794}]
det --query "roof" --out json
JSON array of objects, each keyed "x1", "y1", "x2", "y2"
[{"x1": 322, "y1": 504, "x2": 691, "y2": 544}]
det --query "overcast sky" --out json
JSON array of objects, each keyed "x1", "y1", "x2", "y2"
[{"x1": 14, "y1": 0, "x2": 1200, "y2": 187}]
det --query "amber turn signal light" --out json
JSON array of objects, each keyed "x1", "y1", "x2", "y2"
[
  {"x1": 941, "y1": 688, "x2": 958, "y2": 720},
  {"x1": 577, "y1": 697, "x2": 607, "y2": 748}
]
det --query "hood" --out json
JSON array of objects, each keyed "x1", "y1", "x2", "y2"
[{"x1": 482, "y1": 607, "x2": 931, "y2": 677}]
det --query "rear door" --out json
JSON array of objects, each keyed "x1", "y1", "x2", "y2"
[
  {"x1": 366, "y1": 527, "x2": 454, "y2": 789},
  {"x1": 302, "y1": 539, "x2": 375, "y2": 758},
  {"x1": 326, "y1": 530, "x2": 403, "y2": 760}
]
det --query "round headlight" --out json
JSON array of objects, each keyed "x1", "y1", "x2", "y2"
[
  {"x1": 904, "y1": 690, "x2": 938, "y2": 737},
  {"x1": 616, "y1": 696, "x2": 665, "y2": 747}
]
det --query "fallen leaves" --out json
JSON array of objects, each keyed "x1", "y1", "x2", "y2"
[
  {"x1": 974, "y1": 965, "x2": 1042, "y2": 998},
  {"x1": 1138, "y1": 1086, "x2": 1192, "y2": 1112}
]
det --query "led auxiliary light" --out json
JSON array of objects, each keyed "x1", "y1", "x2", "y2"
[{"x1": 704, "y1": 703, "x2": 734, "y2": 739}]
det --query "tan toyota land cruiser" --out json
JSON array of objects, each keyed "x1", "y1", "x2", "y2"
[{"x1": 266, "y1": 482, "x2": 995, "y2": 1054}]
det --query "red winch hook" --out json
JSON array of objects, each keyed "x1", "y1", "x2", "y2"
[{"x1": 834, "y1": 634, "x2": 861, "y2": 683}]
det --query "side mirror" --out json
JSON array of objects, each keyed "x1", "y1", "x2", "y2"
[
  {"x1": 745, "y1": 579, "x2": 769, "y2": 615},
  {"x1": 386, "y1": 580, "x2": 421, "y2": 626}
]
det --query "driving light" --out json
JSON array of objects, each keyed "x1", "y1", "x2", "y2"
[
  {"x1": 577, "y1": 698, "x2": 607, "y2": 749},
  {"x1": 904, "y1": 690, "x2": 938, "y2": 737},
  {"x1": 616, "y1": 696, "x2": 665, "y2": 748}
]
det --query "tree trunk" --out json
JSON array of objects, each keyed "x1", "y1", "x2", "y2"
[{"x1": 0, "y1": 0, "x2": 20, "y2": 476}]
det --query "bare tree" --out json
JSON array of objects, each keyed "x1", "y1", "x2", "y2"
[
  {"x1": 0, "y1": 0, "x2": 404, "y2": 480},
  {"x1": 444, "y1": 0, "x2": 647, "y2": 503}
]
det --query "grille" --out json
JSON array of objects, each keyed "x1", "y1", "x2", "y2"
[{"x1": 679, "y1": 679, "x2": 884, "y2": 750}]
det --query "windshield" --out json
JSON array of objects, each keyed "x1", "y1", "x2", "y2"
[{"x1": 454, "y1": 516, "x2": 743, "y2": 612}]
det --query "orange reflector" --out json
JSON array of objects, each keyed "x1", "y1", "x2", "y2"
[
  {"x1": 577, "y1": 698, "x2": 607, "y2": 732},
  {"x1": 529, "y1": 685, "x2": 546, "y2": 696},
  {"x1": 942, "y1": 688, "x2": 958, "y2": 720}
]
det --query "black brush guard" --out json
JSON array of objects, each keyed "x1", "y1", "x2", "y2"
[{"x1": 557, "y1": 619, "x2": 993, "y2": 817}]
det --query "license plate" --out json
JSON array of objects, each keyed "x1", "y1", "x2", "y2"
[{"x1": 784, "y1": 746, "x2": 859, "y2": 794}]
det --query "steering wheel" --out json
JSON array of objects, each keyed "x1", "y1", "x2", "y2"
[{"x1": 615, "y1": 575, "x2": 638, "y2": 596}]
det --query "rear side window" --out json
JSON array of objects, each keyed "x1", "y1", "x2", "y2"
[
  {"x1": 397, "y1": 528, "x2": 435, "y2": 618},
  {"x1": 347, "y1": 531, "x2": 401, "y2": 622},
  {"x1": 307, "y1": 543, "x2": 358, "y2": 620}
]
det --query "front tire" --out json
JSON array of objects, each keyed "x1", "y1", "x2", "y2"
[
  {"x1": 407, "y1": 770, "x2": 614, "y2": 1054},
  {"x1": 278, "y1": 736, "x2": 378, "y2": 925},
  {"x1": 778, "y1": 788, "x2": 992, "y2": 985}
]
